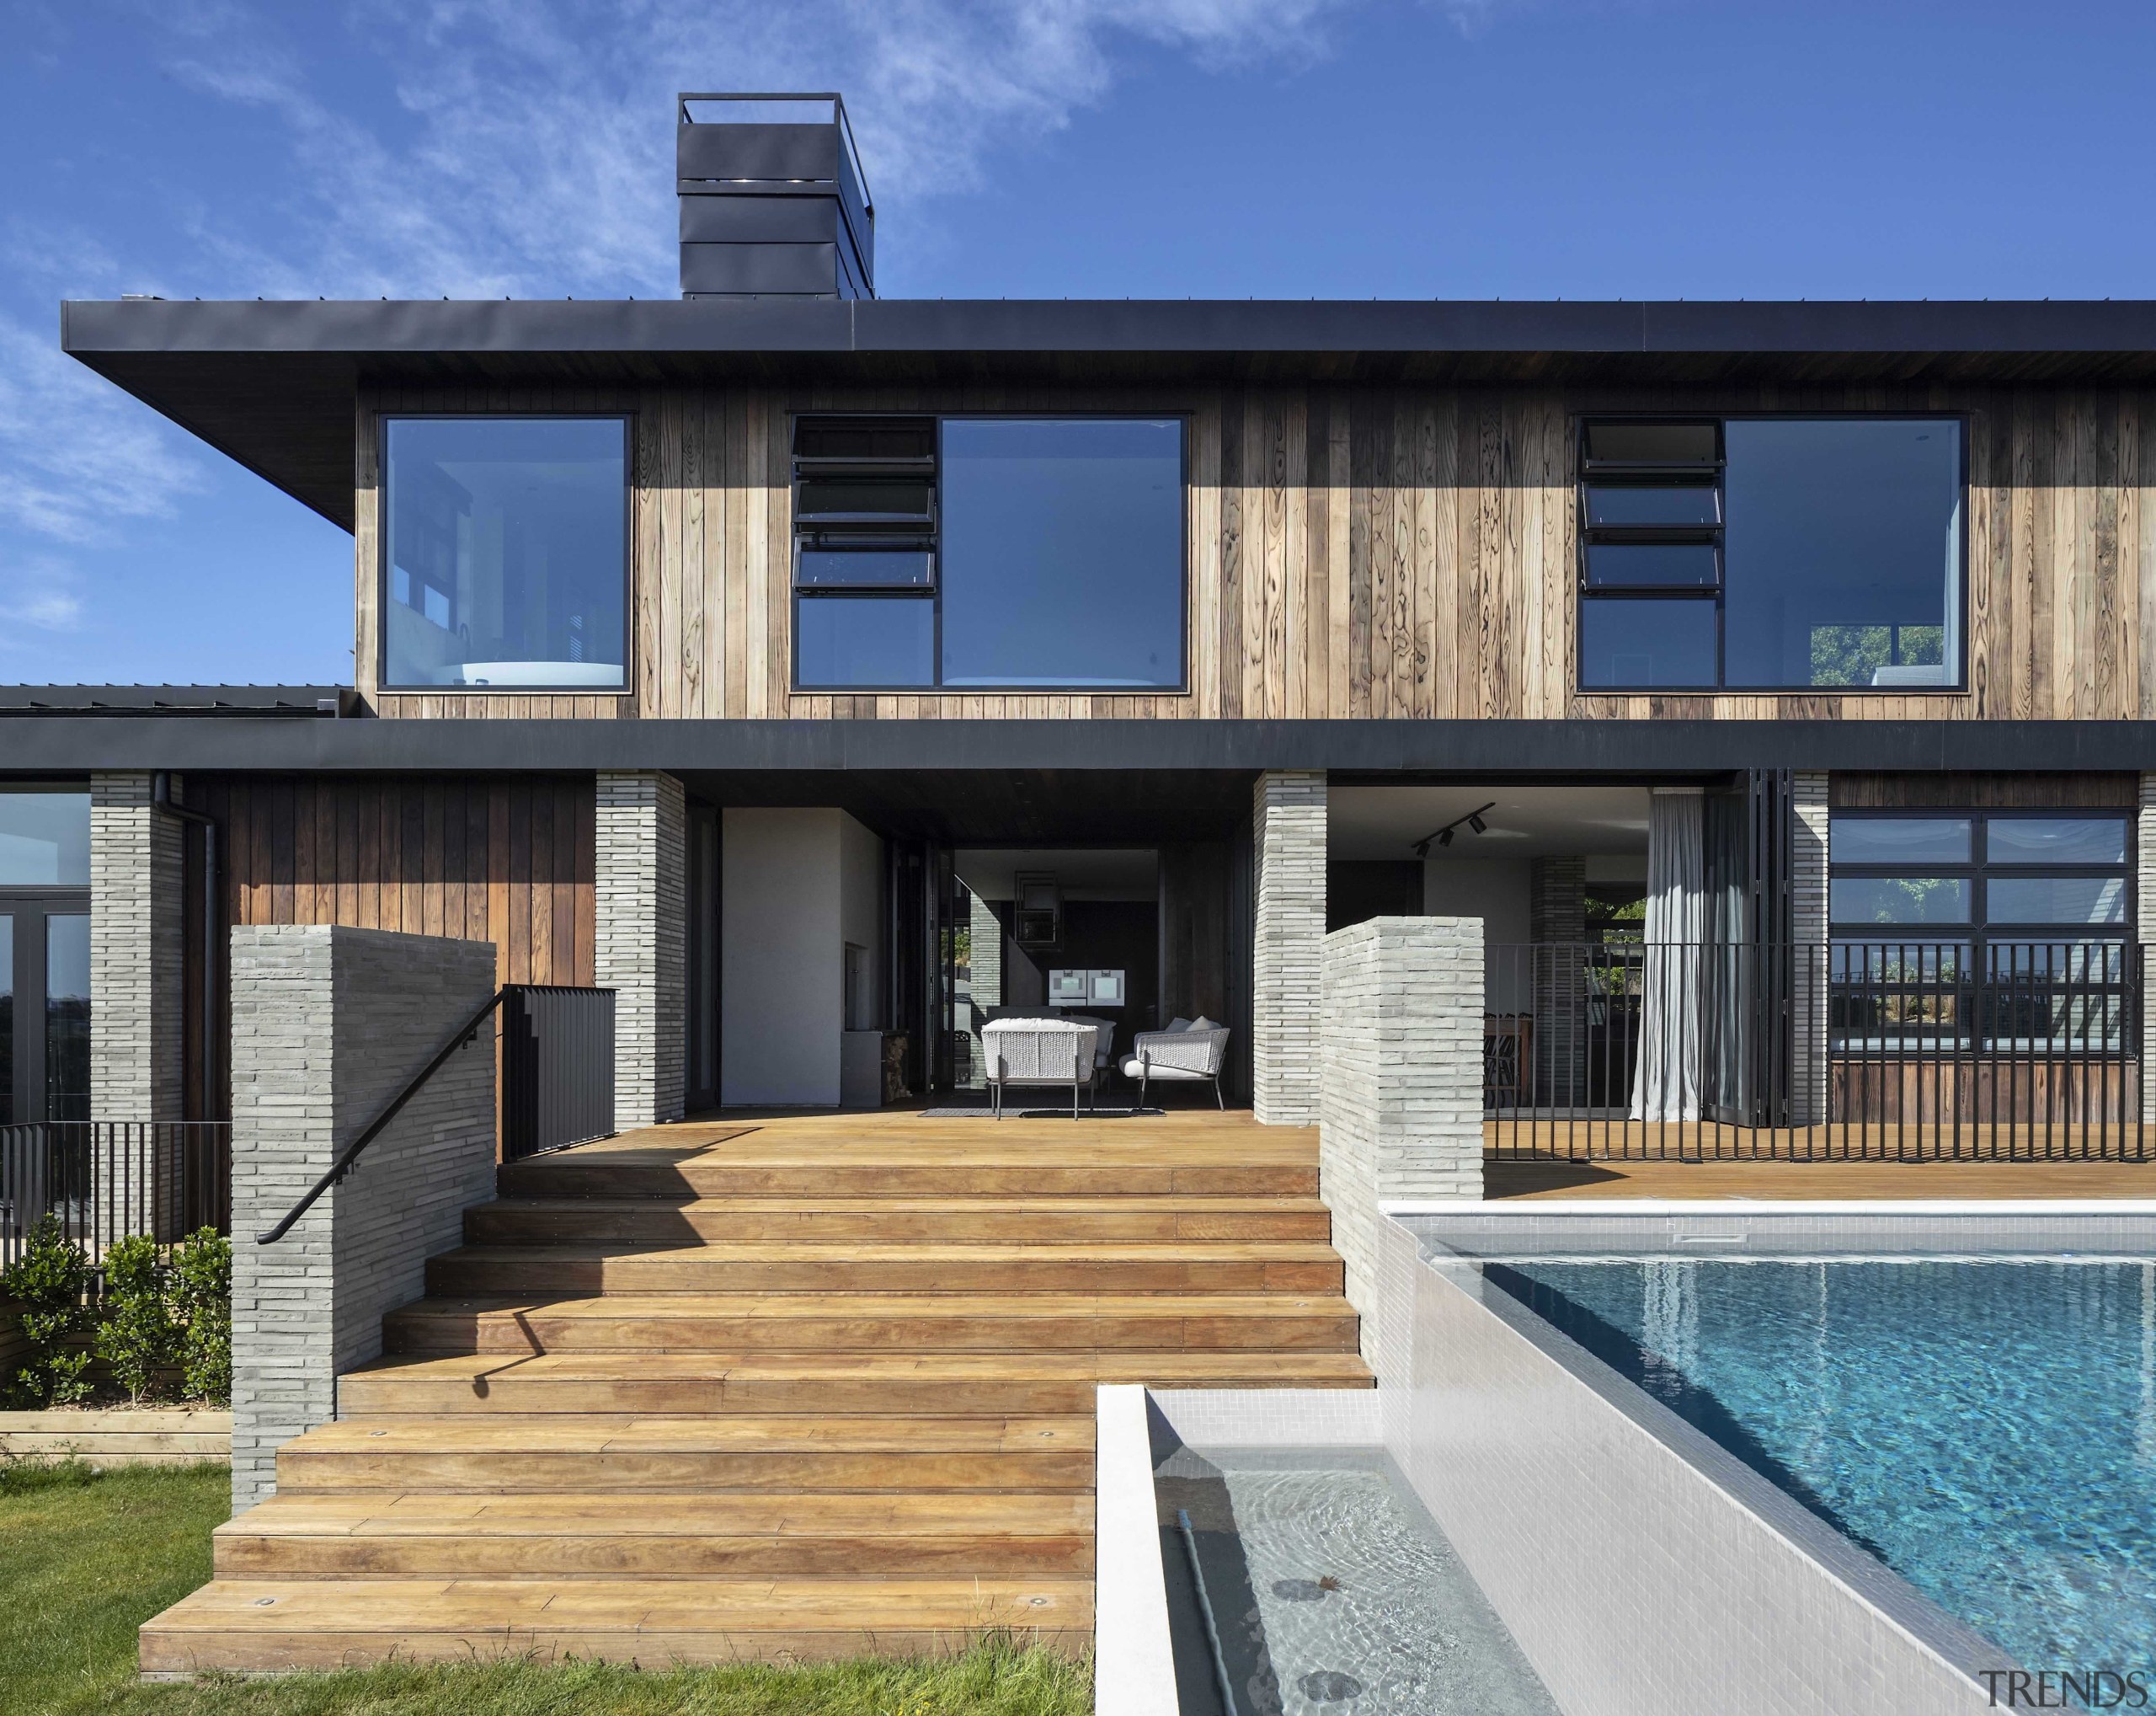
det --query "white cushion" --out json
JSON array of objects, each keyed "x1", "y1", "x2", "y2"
[{"x1": 1121, "y1": 1057, "x2": 1210, "y2": 1081}]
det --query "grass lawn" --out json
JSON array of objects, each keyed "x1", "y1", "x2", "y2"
[{"x1": 0, "y1": 1460, "x2": 1091, "y2": 1716}]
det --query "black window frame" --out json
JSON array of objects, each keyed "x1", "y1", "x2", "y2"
[
  {"x1": 376, "y1": 413, "x2": 637, "y2": 698},
  {"x1": 1577, "y1": 413, "x2": 1970, "y2": 694},
  {"x1": 1828, "y1": 805, "x2": 2136, "y2": 1052},
  {"x1": 789, "y1": 412, "x2": 1192, "y2": 695}
]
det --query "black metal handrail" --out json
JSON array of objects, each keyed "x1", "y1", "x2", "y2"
[{"x1": 254, "y1": 986, "x2": 507, "y2": 1246}]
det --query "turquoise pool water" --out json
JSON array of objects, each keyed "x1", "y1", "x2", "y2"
[{"x1": 1487, "y1": 1254, "x2": 2156, "y2": 1671}]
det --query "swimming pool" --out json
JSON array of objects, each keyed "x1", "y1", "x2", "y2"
[{"x1": 1476, "y1": 1249, "x2": 2156, "y2": 1671}]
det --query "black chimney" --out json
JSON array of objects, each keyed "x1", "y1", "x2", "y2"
[{"x1": 676, "y1": 94, "x2": 875, "y2": 300}]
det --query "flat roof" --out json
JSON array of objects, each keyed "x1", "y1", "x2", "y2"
[{"x1": 61, "y1": 296, "x2": 2156, "y2": 529}]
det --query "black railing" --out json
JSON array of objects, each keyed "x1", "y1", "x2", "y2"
[
  {"x1": 0, "y1": 1121, "x2": 231, "y2": 1269},
  {"x1": 257, "y1": 982, "x2": 615, "y2": 1244},
  {"x1": 1484, "y1": 941, "x2": 2144, "y2": 1163},
  {"x1": 501, "y1": 985, "x2": 616, "y2": 1163}
]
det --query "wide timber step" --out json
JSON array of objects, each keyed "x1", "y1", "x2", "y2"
[
  {"x1": 384, "y1": 1291, "x2": 1361, "y2": 1354},
  {"x1": 145, "y1": 1112, "x2": 1362, "y2": 1674},
  {"x1": 424, "y1": 1239, "x2": 1346, "y2": 1296},
  {"x1": 215, "y1": 1490, "x2": 1096, "y2": 1579},
  {"x1": 139, "y1": 1576, "x2": 1093, "y2": 1675},
  {"x1": 270, "y1": 1414, "x2": 1091, "y2": 1493},
  {"x1": 466, "y1": 1195, "x2": 1337, "y2": 1246},
  {"x1": 501, "y1": 1156, "x2": 1317, "y2": 1200},
  {"x1": 339, "y1": 1349, "x2": 1375, "y2": 1416}
]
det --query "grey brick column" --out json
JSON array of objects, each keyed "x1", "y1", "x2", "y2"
[
  {"x1": 1793, "y1": 772, "x2": 1831, "y2": 1126},
  {"x1": 229, "y1": 926, "x2": 497, "y2": 1512},
  {"x1": 2142, "y1": 775, "x2": 2156, "y2": 1125},
  {"x1": 1528, "y1": 856, "x2": 1586, "y2": 1109},
  {"x1": 1253, "y1": 770, "x2": 1326, "y2": 1125},
  {"x1": 965, "y1": 890, "x2": 1003, "y2": 1088},
  {"x1": 1321, "y1": 917, "x2": 1485, "y2": 1361},
  {"x1": 596, "y1": 772, "x2": 687, "y2": 1126},
  {"x1": 89, "y1": 772, "x2": 186, "y2": 1123}
]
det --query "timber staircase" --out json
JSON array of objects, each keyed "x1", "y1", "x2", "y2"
[{"x1": 141, "y1": 1113, "x2": 1371, "y2": 1674}]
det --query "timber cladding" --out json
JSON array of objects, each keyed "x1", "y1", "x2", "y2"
[
  {"x1": 352, "y1": 382, "x2": 2156, "y2": 723},
  {"x1": 189, "y1": 775, "x2": 595, "y2": 987}
]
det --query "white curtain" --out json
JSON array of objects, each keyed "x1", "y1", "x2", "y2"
[{"x1": 1632, "y1": 789, "x2": 1705, "y2": 1120}]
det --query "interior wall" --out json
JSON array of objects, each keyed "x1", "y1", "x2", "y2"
[
  {"x1": 721, "y1": 808, "x2": 846, "y2": 1106},
  {"x1": 1422, "y1": 858, "x2": 1533, "y2": 1013}
]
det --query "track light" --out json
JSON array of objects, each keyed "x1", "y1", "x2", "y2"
[{"x1": 1411, "y1": 802, "x2": 1498, "y2": 858}]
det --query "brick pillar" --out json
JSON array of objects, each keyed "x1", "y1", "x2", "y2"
[
  {"x1": 228, "y1": 926, "x2": 497, "y2": 1511},
  {"x1": 2141, "y1": 776, "x2": 2156, "y2": 1125},
  {"x1": 596, "y1": 772, "x2": 686, "y2": 1126},
  {"x1": 1253, "y1": 771, "x2": 1326, "y2": 1125},
  {"x1": 1793, "y1": 772, "x2": 1830, "y2": 1126},
  {"x1": 1529, "y1": 856, "x2": 1586, "y2": 1109},
  {"x1": 965, "y1": 890, "x2": 1003, "y2": 1088},
  {"x1": 1321, "y1": 917, "x2": 1485, "y2": 1361},
  {"x1": 89, "y1": 772, "x2": 185, "y2": 1122}
]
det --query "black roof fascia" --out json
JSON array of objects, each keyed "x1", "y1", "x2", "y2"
[
  {"x1": 62, "y1": 295, "x2": 2156, "y2": 358},
  {"x1": 61, "y1": 296, "x2": 2156, "y2": 532},
  {"x1": 0, "y1": 685, "x2": 358, "y2": 715},
  {"x1": 0, "y1": 717, "x2": 2151, "y2": 778}
]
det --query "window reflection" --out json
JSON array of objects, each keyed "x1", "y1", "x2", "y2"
[
  {"x1": 45, "y1": 913, "x2": 88, "y2": 1124},
  {"x1": 383, "y1": 418, "x2": 628, "y2": 690}
]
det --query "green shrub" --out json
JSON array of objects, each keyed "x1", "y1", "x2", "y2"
[
  {"x1": 94, "y1": 1234, "x2": 175, "y2": 1405},
  {"x1": 168, "y1": 1227, "x2": 232, "y2": 1407},
  {"x1": 0, "y1": 1214, "x2": 93, "y2": 1406}
]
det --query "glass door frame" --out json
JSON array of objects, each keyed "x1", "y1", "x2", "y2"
[{"x1": 0, "y1": 889, "x2": 91, "y2": 1125}]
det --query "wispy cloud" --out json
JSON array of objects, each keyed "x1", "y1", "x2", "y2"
[
  {"x1": 150, "y1": 0, "x2": 1361, "y2": 300},
  {"x1": 0, "y1": 552, "x2": 87, "y2": 639},
  {"x1": 0, "y1": 316, "x2": 204, "y2": 543}
]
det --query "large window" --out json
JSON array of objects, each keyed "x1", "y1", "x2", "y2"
[
  {"x1": 1579, "y1": 417, "x2": 1964, "y2": 692},
  {"x1": 792, "y1": 415, "x2": 1187, "y2": 691},
  {"x1": 0, "y1": 787, "x2": 90, "y2": 1123},
  {"x1": 382, "y1": 417, "x2": 630, "y2": 692},
  {"x1": 1828, "y1": 810, "x2": 2132, "y2": 1051}
]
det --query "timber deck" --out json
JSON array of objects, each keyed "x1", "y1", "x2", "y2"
[{"x1": 141, "y1": 1108, "x2": 1369, "y2": 1675}]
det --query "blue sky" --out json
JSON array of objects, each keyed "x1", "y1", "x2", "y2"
[{"x1": 2, "y1": 0, "x2": 2152, "y2": 687}]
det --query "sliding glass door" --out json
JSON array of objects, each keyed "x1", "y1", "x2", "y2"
[{"x1": 0, "y1": 896, "x2": 91, "y2": 1124}]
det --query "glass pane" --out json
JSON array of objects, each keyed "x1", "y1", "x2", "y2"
[
  {"x1": 1584, "y1": 486, "x2": 1721, "y2": 527},
  {"x1": 1584, "y1": 543, "x2": 1718, "y2": 588},
  {"x1": 383, "y1": 418, "x2": 627, "y2": 689},
  {"x1": 1830, "y1": 875, "x2": 1971, "y2": 923},
  {"x1": 797, "y1": 548, "x2": 934, "y2": 588},
  {"x1": 1984, "y1": 816, "x2": 2128, "y2": 865},
  {"x1": 940, "y1": 419, "x2": 1184, "y2": 688},
  {"x1": 1986, "y1": 875, "x2": 2127, "y2": 926},
  {"x1": 795, "y1": 596, "x2": 935, "y2": 687},
  {"x1": 1585, "y1": 423, "x2": 1718, "y2": 466},
  {"x1": 1722, "y1": 420, "x2": 1962, "y2": 689},
  {"x1": 1829, "y1": 816, "x2": 1972, "y2": 864},
  {"x1": 0, "y1": 790, "x2": 89, "y2": 885},
  {"x1": 795, "y1": 475, "x2": 935, "y2": 521},
  {"x1": 1832, "y1": 938, "x2": 1970, "y2": 981},
  {"x1": 45, "y1": 913, "x2": 88, "y2": 1125},
  {"x1": 1577, "y1": 598, "x2": 1716, "y2": 687},
  {"x1": 793, "y1": 418, "x2": 933, "y2": 462},
  {"x1": 0, "y1": 915, "x2": 11, "y2": 1124}
]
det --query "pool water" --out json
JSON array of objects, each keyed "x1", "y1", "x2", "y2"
[
  {"x1": 1160, "y1": 1451, "x2": 1560, "y2": 1715},
  {"x1": 1488, "y1": 1255, "x2": 2156, "y2": 1670}
]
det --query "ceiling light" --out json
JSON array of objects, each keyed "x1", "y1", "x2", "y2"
[{"x1": 1467, "y1": 813, "x2": 1487, "y2": 835}]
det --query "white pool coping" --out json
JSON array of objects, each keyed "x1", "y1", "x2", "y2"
[
  {"x1": 1091, "y1": 1384, "x2": 1177, "y2": 1716},
  {"x1": 1386, "y1": 1197, "x2": 2156, "y2": 1216}
]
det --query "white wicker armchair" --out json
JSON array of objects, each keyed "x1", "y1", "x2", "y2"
[
  {"x1": 1121, "y1": 1020, "x2": 1231, "y2": 1109},
  {"x1": 980, "y1": 1018, "x2": 1103, "y2": 1119}
]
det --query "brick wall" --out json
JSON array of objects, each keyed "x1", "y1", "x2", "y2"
[
  {"x1": 596, "y1": 772, "x2": 686, "y2": 1126},
  {"x1": 89, "y1": 772, "x2": 185, "y2": 1120},
  {"x1": 227, "y1": 925, "x2": 497, "y2": 1512},
  {"x1": 1793, "y1": 772, "x2": 1830, "y2": 1125},
  {"x1": 1253, "y1": 771, "x2": 1326, "y2": 1125},
  {"x1": 1320, "y1": 917, "x2": 1484, "y2": 1361}
]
